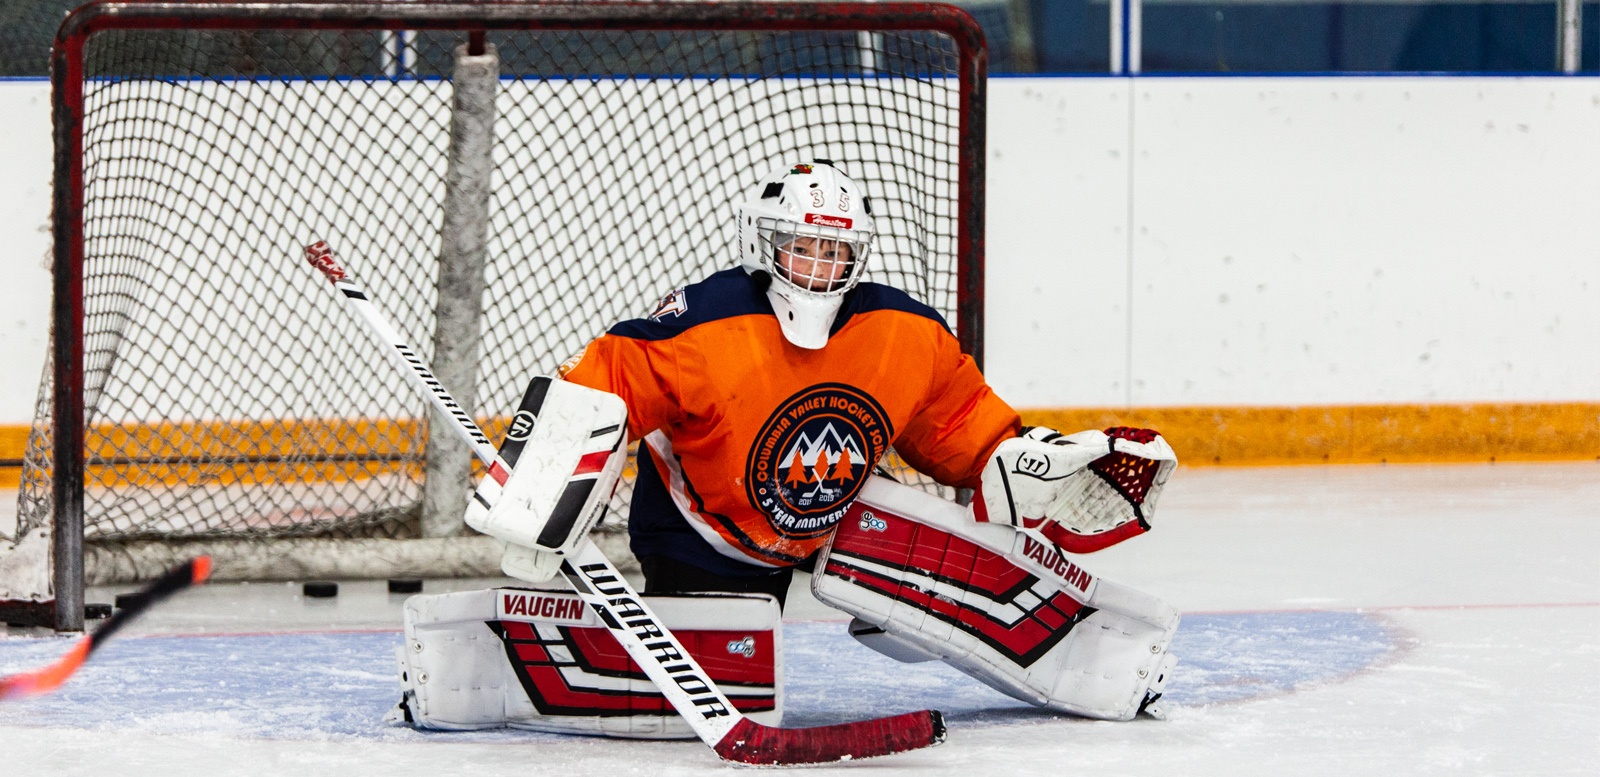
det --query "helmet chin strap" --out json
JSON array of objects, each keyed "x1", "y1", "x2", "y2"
[{"x1": 765, "y1": 285, "x2": 843, "y2": 349}]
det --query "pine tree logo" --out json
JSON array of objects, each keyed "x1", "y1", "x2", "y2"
[
  {"x1": 785, "y1": 454, "x2": 810, "y2": 487},
  {"x1": 775, "y1": 421, "x2": 866, "y2": 506},
  {"x1": 829, "y1": 446, "x2": 854, "y2": 482}
]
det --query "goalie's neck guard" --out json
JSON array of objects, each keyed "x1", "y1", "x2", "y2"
[{"x1": 767, "y1": 289, "x2": 836, "y2": 349}]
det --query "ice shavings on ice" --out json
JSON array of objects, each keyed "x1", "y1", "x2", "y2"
[{"x1": 0, "y1": 611, "x2": 1395, "y2": 741}]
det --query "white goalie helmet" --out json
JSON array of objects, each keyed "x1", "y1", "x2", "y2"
[{"x1": 737, "y1": 160, "x2": 875, "y2": 349}]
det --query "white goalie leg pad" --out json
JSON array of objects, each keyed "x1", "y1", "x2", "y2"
[
  {"x1": 815, "y1": 476, "x2": 1179, "y2": 721},
  {"x1": 389, "y1": 587, "x2": 782, "y2": 739},
  {"x1": 464, "y1": 377, "x2": 628, "y2": 566}
]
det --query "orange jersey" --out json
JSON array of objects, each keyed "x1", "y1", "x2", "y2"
[{"x1": 561, "y1": 268, "x2": 1020, "y2": 573}]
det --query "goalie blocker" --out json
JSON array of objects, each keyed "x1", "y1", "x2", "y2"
[
  {"x1": 389, "y1": 587, "x2": 782, "y2": 738},
  {"x1": 465, "y1": 377, "x2": 629, "y2": 583},
  {"x1": 814, "y1": 475, "x2": 1179, "y2": 721}
]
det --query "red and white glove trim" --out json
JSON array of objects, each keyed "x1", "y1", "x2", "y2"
[{"x1": 972, "y1": 426, "x2": 1177, "y2": 553}]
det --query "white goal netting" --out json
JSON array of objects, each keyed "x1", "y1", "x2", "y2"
[{"x1": 5, "y1": 5, "x2": 982, "y2": 593}]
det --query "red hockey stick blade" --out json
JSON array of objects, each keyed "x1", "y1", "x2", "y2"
[
  {"x1": 713, "y1": 709, "x2": 946, "y2": 766},
  {"x1": 0, "y1": 556, "x2": 212, "y2": 701}
]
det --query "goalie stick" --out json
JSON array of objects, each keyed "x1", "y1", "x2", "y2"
[
  {"x1": 305, "y1": 241, "x2": 944, "y2": 766},
  {"x1": 0, "y1": 557, "x2": 212, "y2": 701}
]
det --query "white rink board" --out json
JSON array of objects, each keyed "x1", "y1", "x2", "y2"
[
  {"x1": 984, "y1": 79, "x2": 1133, "y2": 406},
  {"x1": 982, "y1": 76, "x2": 1600, "y2": 408},
  {"x1": 0, "y1": 82, "x2": 54, "y2": 424},
  {"x1": 1123, "y1": 77, "x2": 1600, "y2": 408},
  {"x1": 2, "y1": 76, "x2": 1599, "y2": 422}
]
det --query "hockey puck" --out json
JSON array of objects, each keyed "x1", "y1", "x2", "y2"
[
  {"x1": 302, "y1": 581, "x2": 339, "y2": 598},
  {"x1": 84, "y1": 603, "x2": 113, "y2": 620},
  {"x1": 113, "y1": 592, "x2": 144, "y2": 610},
  {"x1": 387, "y1": 579, "x2": 423, "y2": 594}
]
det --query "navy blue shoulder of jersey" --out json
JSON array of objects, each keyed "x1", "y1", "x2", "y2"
[
  {"x1": 606, "y1": 267, "x2": 772, "y2": 341},
  {"x1": 830, "y1": 281, "x2": 952, "y2": 336},
  {"x1": 605, "y1": 270, "x2": 951, "y2": 341}
]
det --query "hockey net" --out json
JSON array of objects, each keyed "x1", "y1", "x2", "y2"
[{"x1": 1, "y1": 1, "x2": 985, "y2": 625}]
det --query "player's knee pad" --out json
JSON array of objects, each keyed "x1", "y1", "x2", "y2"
[
  {"x1": 814, "y1": 475, "x2": 1179, "y2": 721},
  {"x1": 387, "y1": 587, "x2": 781, "y2": 739}
]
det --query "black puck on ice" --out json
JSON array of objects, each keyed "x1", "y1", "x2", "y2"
[
  {"x1": 113, "y1": 593, "x2": 143, "y2": 611},
  {"x1": 387, "y1": 579, "x2": 423, "y2": 594},
  {"x1": 84, "y1": 603, "x2": 113, "y2": 620},
  {"x1": 303, "y1": 581, "x2": 339, "y2": 598}
]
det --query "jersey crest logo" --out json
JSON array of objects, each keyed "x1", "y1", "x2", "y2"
[
  {"x1": 650, "y1": 288, "x2": 687, "y2": 321},
  {"x1": 746, "y1": 384, "x2": 893, "y2": 540}
]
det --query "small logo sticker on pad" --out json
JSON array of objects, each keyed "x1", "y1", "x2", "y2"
[
  {"x1": 507, "y1": 410, "x2": 537, "y2": 441},
  {"x1": 727, "y1": 636, "x2": 757, "y2": 658}
]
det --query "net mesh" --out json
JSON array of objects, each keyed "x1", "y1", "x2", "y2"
[
  {"x1": 1093, "y1": 427, "x2": 1166, "y2": 506},
  {"x1": 14, "y1": 21, "x2": 973, "y2": 562}
]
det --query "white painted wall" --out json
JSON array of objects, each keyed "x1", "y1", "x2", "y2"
[
  {"x1": 0, "y1": 82, "x2": 55, "y2": 424},
  {"x1": 985, "y1": 77, "x2": 1600, "y2": 408},
  {"x1": 2, "y1": 76, "x2": 1598, "y2": 423}
]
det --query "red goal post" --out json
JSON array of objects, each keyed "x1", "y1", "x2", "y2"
[{"x1": 6, "y1": 1, "x2": 988, "y2": 631}]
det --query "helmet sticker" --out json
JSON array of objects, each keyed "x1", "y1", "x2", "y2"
[
  {"x1": 746, "y1": 384, "x2": 893, "y2": 540},
  {"x1": 789, "y1": 163, "x2": 814, "y2": 175},
  {"x1": 804, "y1": 213, "x2": 853, "y2": 229}
]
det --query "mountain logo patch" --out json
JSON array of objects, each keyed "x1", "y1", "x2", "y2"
[{"x1": 746, "y1": 384, "x2": 892, "y2": 539}]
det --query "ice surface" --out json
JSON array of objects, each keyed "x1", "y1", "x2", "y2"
[
  {"x1": 1, "y1": 462, "x2": 1596, "y2": 776},
  {"x1": 0, "y1": 612, "x2": 1398, "y2": 739}
]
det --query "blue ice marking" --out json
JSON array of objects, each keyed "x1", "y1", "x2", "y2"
[{"x1": 0, "y1": 611, "x2": 1394, "y2": 740}]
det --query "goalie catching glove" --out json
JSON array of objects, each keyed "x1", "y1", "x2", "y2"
[
  {"x1": 973, "y1": 426, "x2": 1177, "y2": 554},
  {"x1": 464, "y1": 377, "x2": 628, "y2": 582}
]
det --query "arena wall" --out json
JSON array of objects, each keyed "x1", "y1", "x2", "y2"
[{"x1": 0, "y1": 76, "x2": 1594, "y2": 471}]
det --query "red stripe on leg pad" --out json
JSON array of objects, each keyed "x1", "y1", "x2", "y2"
[
  {"x1": 971, "y1": 483, "x2": 992, "y2": 523},
  {"x1": 572, "y1": 450, "x2": 610, "y2": 476},
  {"x1": 489, "y1": 461, "x2": 510, "y2": 486}
]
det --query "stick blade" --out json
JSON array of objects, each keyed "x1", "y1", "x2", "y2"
[
  {"x1": 713, "y1": 709, "x2": 945, "y2": 766},
  {"x1": 0, "y1": 641, "x2": 90, "y2": 700},
  {"x1": 0, "y1": 556, "x2": 211, "y2": 702}
]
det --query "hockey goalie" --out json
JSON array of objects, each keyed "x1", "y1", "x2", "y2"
[{"x1": 389, "y1": 161, "x2": 1181, "y2": 737}]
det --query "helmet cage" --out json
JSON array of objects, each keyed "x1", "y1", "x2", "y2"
[{"x1": 755, "y1": 216, "x2": 872, "y2": 298}]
